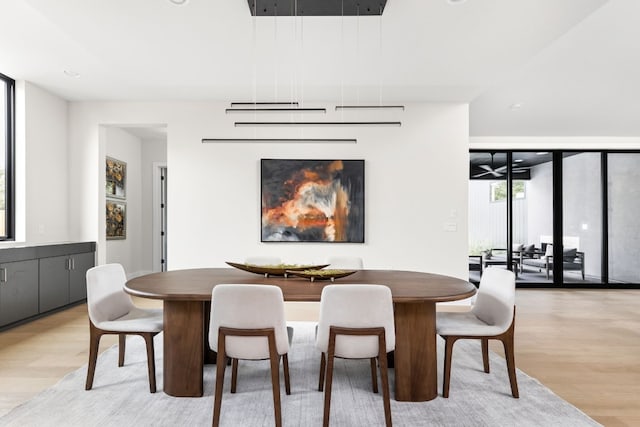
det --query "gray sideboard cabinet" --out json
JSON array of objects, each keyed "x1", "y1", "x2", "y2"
[
  {"x1": 0, "y1": 242, "x2": 96, "y2": 329},
  {"x1": 0, "y1": 260, "x2": 40, "y2": 326},
  {"x1": 39, "y1": 252, "x2": 95, "y2": 312}
]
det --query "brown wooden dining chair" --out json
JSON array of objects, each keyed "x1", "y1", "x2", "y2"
[
  {"x1": 436, "y1": 267, "x2": 518, "y2": 398},
  {"x1": 316, "y1": 284, "x2": 395, "y2": 427},
  {"x1": 85, "y1": 264, "x2": 163, "y2": 393},
  {"x1": 209, "y1": 284, "x2": 292, "y2": 427}
]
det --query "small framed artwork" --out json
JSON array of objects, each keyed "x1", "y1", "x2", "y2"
[
  {"x1": 106, "y1": 156, "x2": 126, "y2": 199},
  {"x1": 106, "y1": 200, "x2": 126, "y2": 240},
  {"x1": 261, "y1": 159, "x2": 365, "y2": 243}
]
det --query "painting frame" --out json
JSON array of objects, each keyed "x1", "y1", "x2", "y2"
[
  {"x1": 261, "y1": 159, "x2": 365, "y2": 243},
  {"x1": 106, "y1": 156, "x2": 127, "y2": 199},
  {"x1": 106, "y1": 200, "x2": 126, "y2": 240}
]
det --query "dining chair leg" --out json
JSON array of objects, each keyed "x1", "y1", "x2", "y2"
[
  {"x1": 231, "y1": 358, "x2": 238, "y2": 393},
  {"x1": 500, "y1": 317, "x2": 519, "y2": 398},
  {"x1": 442, "y1": 336, "x2": 458, "y2": 398},
  {"x1": 282, "y1": 354, "x2": 291, "y2": 395},
  {"x1": 502, "y1": 333, "x2": 519, "y2": 398},
  {"x1": 370, "y1": 357, "x2": 379, "y2": 393},
  {"x1": 481, "y1": 338, "x2": 490, "y2": 373},
  {"x1": 85, "y1": 324, "x2": 102, "y2": 390},
  {"x1": 378, "y1": 332, "x2": 392, "y2": 427},
  {"x1": 118, "y1": 334, "x2": 126, "y2": 367},
  {"x1": 267, "y1": 331, "x2": 282, "y2": 427},
  {"x1": 318, "y1": 352, "x2": 326, "y2": 392},
  {"x1": 212, "y1": 333, "x2": 227, "y2": 427},
  {"x1": 142, "y1": 332, "x2": 157, "y2": 393},
  {"x1": 323, "y1": 329, "x2": 337, "y2": 427}
]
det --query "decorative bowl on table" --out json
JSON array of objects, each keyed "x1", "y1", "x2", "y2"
[
  {"x1": 285, "y1": 269, "x2": 357, "y2": 282},
  {"x1": 225, "y1": 261, "x2": 329, "y2": 277}
]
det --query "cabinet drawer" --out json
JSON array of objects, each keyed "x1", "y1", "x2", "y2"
[{"x1": 0, "y1": 260, "x2": 39, "y2": 326}]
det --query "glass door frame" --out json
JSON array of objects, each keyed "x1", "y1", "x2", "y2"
[{"x1": 470, "y1": 149, "x2": 640, "y2": 289}]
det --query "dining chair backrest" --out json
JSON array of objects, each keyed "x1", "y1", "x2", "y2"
[
  {"x1": 86, "y1": 263, "x2": 135, "y2": 325},
  {"x1": 316, "y1": 284, "x2": 395, "y2": 359},
  {"x1": 472, "y1": 267, "x2": 516, "y2": 333},
  {"x1": 209, "y1": 284, "x2": 289, "y2": 360},
  {"x1": 326, "y1": 256, "x2": 364, "y2": 270},
  {"x1": 244, "y1": 256, "x2": 282, "y2": 266}
]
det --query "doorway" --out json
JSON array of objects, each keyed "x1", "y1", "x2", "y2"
[{"x1": 153, "y1": 163, "x2": 168, "y2": 272}]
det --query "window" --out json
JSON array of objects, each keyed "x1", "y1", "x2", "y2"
[
  {"x1": 0, "y1": 72, "x2": 14, "y2": 240},
  {"x1": 490, "y1": 181, "x2": 526, "y2": 202}
]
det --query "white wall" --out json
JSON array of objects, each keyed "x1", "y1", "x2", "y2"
[
  {"x1": 5, "y1": 81, "x2": 71, "y2": 246},
  {"x1": 68, "y1": 102, "x2": 470, "y2": 279}
]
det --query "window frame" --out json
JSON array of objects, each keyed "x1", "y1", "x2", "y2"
[{"x1": 0, "y1": 72, "x2": 15, "y2": 240}]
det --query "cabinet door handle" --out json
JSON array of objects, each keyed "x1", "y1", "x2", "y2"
[
  {"x1": 71, "y1": 258, "x2": 75, "y2": 270},
  {"x1": 65, "y1": 258, "x2": 71, "y2": 270},
  {"x1": 0, "y1": 268, "x2": 6, "y2": 283}
]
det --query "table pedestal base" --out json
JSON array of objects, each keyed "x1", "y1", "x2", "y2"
[
  {"x1": 393, "y1": 301, "x2": 438, "y2": 401},
  {"x1": 163, "y1": 301, "x2": 205, "y2": 397}
]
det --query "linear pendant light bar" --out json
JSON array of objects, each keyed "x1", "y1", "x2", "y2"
[
  {"x1": 234, "y1": 121, "x2": 401, "y2": 127},
  {"x1": 202, "y1": 138, "x2": 357, "y2": 144},
  {"x1": 230, "y1": 102, "x2": 299, "y2": 107},
  {"x1": 247, "y1": 0, "x2": 387, "y2": 16},
  {"x1": 335, "y1": 105, "x2": 405, "y2": 111},
  {"x1": 225, "y1": 108, "x2": 326, "y2": 113}
]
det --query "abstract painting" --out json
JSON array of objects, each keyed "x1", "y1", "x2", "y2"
[{"x1": 261, "y1": 159, "x2": 364, "y2": 242}]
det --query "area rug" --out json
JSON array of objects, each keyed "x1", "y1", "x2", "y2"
[{"x1": 0, "y1": 322, "x2": 600, "y2": 427}]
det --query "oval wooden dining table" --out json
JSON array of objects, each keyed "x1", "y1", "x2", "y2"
[{"x1": 125, "y1": 268, "x2": 476, "y2": 402}]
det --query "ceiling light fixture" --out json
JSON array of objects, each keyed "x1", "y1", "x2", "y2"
[
  {"x1": 334, "y1": 3, "x2": 405, "y2": 113},
  {"x1": 63, "y1": 69, "x2": 80, "y2": 78},
  {"x1": 235, "y1": 121, "x2": 401, "y2": 127},
  {"x1": 231, "y1": 102, "x2": 299, "y2": 107},
  {"x1": 335, "y1": 105, "x2": 404, "y2": 111},
  {"x1": 247, "y1": 0, "x2": 387, "y2": 16},
  {"x1": 226, "y1": 108, "x2": 326, "y2": 113},
  {"x1": 202, "y1": 138, "x2": 357, "y2": 144},
  {"x1": 168, "y1": 0, "x2": 188, "y2": 5}
]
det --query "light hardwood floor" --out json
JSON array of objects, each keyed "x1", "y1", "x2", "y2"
[{"x1": 0, "y1": 289, "x2": 638, "y2": 426}]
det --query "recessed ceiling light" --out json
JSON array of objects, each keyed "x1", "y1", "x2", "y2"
[
  {"x1": 447, "y1": 0, "x2": 467, "y2": 4},
  {"x1": 509, "y1": 103, "x2": 523, "y2": 110},
  {"x1": 168, "y1": 0, "x2": 188, "y2": 4},
  {"x1": 63, "y1": 69, "x2": 80, "y2": 78}
]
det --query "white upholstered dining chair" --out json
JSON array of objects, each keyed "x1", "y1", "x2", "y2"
[
  {"x1": 209, "y1": 284, "x2": 292, "y2": 427},
  {"x1": 85, "y1": 263, "x2": 163, "y2": 393},
  {"x1": 436, "y1": 267, "x2": 519, "y2": 398},
  {"x1": 325, "y1": 256, "x2": 364, "y2": 270},
  {"x1": 316, "y1": 284, "x2": 395, "y2": 427}
]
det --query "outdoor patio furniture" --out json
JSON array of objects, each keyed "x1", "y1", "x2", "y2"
[{"x1": 520, "y1": 248, "x2": 584, "y2": 279}]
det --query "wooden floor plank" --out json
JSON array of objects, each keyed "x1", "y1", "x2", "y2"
[{"x1": 0, "y1": 290, "x2": 638, "y2": 425}]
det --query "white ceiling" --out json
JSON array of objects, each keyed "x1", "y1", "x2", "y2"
[{"x1": 3, "y1": 0, "x2": 637, "y2": 136}]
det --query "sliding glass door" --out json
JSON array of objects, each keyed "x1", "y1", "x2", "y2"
[
  {"x1": 470, "y1": 149, "x2": 639, "y2": 287},
  {"x1": 562, "y1": 152, "x2": 602, "y2": 284},
  {"x1": 608, "y1": 153, "x2": 640, "y2": 284},
  {"x1": 512, "y1": 152, "x2": 553, "y2": 284},
  {"x1": 469, "y1": 152, "x2": 509, "y2": 282}
]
